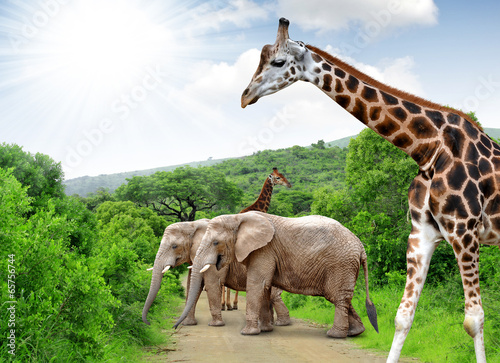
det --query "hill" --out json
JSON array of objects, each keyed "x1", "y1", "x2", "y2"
[
  {"x1": 63, "y1": 127, "x2": 499, "y2": 197},
  {"x1": 63, "y1": 157, "x2": 231, "y2": 196},
  {"x1": 63, "y1": 136, "x2": 354, "y2": 197}
]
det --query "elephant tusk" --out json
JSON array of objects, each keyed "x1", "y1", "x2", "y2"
[
  {"x1": 162, "y1": 266, "x2": 170, "y2": 274},
  {"x1": 200, "y1": 264, "x2": 211, "y2": 273},
  {"x1": 146, "y1": 267, "x2": 153, "y2": 271},
  {"x1": 187, "y1": 265, "x2": 193, "y2": 269}
]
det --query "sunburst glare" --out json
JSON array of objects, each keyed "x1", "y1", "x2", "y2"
[{"x1": 31, "y1": 0, "x2": 174, "y2": 96}]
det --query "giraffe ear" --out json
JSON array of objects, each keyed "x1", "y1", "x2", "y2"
[
  {"x1": 235, "y1": 212, "x2": 275, "y2": 263},
  {"x1": 288, "y1": 40, "x2": 306, "y2": 61}
]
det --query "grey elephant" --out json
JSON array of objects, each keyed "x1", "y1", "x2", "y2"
[
  {"x1": 142, "y1": 218, "x2": 291, "y2": 327},
  {"x1": 174, "y1": 211, "x2": 379, "y2": 337}
]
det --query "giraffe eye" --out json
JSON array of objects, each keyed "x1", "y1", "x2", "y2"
[
  {"x1": 271, "y1": 59, "x2": 285, "y2": 67},
  {"x1": 276, "y1": 177, "x2": 280, "y2": 180}
]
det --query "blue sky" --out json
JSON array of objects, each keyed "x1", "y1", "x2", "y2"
[{"x1": 1, "y1": 0, "x2": 499, "y2": 180}]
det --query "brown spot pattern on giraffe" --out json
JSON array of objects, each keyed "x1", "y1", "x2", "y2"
[
  {"x1": 375, "y1": 117, "x2": 400, "y2": 137},
  {"x1": 322, "y1": 74, "x2": 332, "y2": 92}
]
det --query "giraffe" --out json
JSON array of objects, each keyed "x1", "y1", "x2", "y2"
[
  {"x1": 241, "y1": 18, "x2": 500, "y2": 363},
  {"x1": 222, "y1": 167, "x2": 292, "y2": 311}
]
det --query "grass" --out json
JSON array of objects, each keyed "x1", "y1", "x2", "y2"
[
  {"x1": 282, "y1": 276, "x2": 500, "y2": 363},
  {"x1": 136, "y1": 293, "x2": 184, "y2": 362}
]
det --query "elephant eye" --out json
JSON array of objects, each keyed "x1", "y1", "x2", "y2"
[
  {"x1": 271, "y1": 59, "x2": 285, "y2": 67},
  {"x1": 172, "y1": 244, "x2": 178, "y2": 249},
  {"x1": 213, "y1": 241, "x2": 219, "y2": 246}
]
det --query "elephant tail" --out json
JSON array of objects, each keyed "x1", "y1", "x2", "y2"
[{"x1": 361, "y1": 250, "x2": 379, "y2": 333}]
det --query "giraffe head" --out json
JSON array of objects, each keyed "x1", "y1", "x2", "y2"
[
  {"x1": 269, "y1": 167, "x2": 292, "y2": 188},
  {"x1": 241, "y1": 18, "x2": 308, "y2": 108}
]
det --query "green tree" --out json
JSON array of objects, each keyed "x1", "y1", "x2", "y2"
[
  {"x1": 311, "y1": 139, "x2": 326, "y2": 149},
  {"x1": 96, "y1": 201, "x2": 168, "y2": 262},
  {"x1": 268, "y1": 189, "x2": 313, "y2": 216},
  {"x1": 312, "y1": 129, "x2": 459, "y2": 284},
  {"x1": 0, "y1": 143, "x2": 64, "y2": 211},
  {"x1": 115, "y1": 166, "x2": 243, "y2": 221},
  {"x1": 345, "y1": 128, "x2": 418, "y2": 218},
  {"x1": 93, "y1": 201, "x2": 180, "y2": 343},
  {"x1": 0, "y1": 168, "x2": 118, "y2": 362},
  {"x1": 79, "y1": 187, "x2": 115, "y2": 211}
]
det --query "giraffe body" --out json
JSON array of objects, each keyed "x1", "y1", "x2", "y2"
[
  {"x1": 242, "y1": 18, "x2": 499, "y2": 363},
  {"x1": 223, "y1": 168, "x2": 292, "y2": 317},
  {"x1": 240, "y1": 167, "x2": 292, "y2": 213}
]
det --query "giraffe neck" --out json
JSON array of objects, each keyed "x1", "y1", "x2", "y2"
[
  {"x1": 240, "y1": 177, "x2": 274, "y2": 213},
  {"x1": 302, "y1": 45, "x2": 480, "y2": 171}
]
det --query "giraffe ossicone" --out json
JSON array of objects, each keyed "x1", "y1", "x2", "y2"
[{"x1": 242, "y1": 18, "x2": 500, "y2": 363}]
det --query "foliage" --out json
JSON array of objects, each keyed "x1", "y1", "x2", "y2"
[
  {"x1": 114, "y1": 166, "x2": 243, "y2": 221},
  {"x1": 78, "y1": 187, "x2": 115, "y2": 211},
  {"x1": 0, "y1": 168, "x2": 117, "y2": 361},
  {"x1": 214, "y1": 144, "x2": 348, "y2": 216},
  {"x1": 3, "y1": 116, "x2": 500, "y2": 362},
  {"x1": 311, "y1": 128, "x2": 460, "y2": 285},
  {"x1": 0, "y1": 144, "x2": 183, "y2": 362},
  {"x1": 0, "y1": 143, "x2": 64, "y2": 212}
]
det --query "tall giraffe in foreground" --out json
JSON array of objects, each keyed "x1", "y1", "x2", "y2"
[
  {"x1": 222, "y1": 167, "x2": 292, "y2": 311},
  {"x1": 242, "y1": 18, "x2": 500, "y2": 363}
]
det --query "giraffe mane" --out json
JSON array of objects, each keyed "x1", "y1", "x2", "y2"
[{"x1": 305, "y1": 45, "x2": 483, "y2": 131}]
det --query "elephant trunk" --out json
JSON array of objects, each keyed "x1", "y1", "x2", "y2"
[
  {"x1": 173, "y1": 262, "x2": 205, "y2": 328},
  {"x1": 142, "y1": 262, "x2": 164, "y2": 325}
]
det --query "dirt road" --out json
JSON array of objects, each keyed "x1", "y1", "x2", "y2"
[{"x1": 147, "y1": 288, "x2": 417, "y2": 363}]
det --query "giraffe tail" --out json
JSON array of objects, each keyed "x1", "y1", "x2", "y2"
[{"x1": 362, "y1": 249, "x2": 379, "y2": 333}]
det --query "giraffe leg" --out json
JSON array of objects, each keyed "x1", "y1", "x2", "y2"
[
  {"x1": 221, "y1": 286, "x2": 225, "y2": 311},
  {"x1": 233, "y1": 291, "x2": 239, "y2": 310},
  {"x1": 452, "y1": 236, "x2": 486, "y2": 363},
  {"x1": 226, "y1": 287, "x2": 233, "y2": 310},
  {"x1": 387, "y1": 228, "x2": 439, "y2": 362}
]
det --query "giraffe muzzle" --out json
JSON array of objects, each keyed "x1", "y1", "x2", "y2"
[{"x1": 241, "y1": 93, "x2": 259, "y2": 108}]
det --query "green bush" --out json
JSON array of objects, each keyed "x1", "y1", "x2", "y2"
[
  {"x1": 0, "y1": 169, "x2": 117, "y2": 362},
  {"x1": 0, "y1": 164, "x2": 183, "y2": 362}
]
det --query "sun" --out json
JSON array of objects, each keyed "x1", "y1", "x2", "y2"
[{"x1": 36, "y1": 0, "x2": 173, "y2": 95}]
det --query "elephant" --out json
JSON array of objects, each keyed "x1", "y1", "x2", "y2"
[
  {"x1": 174, "y1": 211, "x2": 379, "y2": 338},
  {"x1": 142, "y1": 218, "x2": 291, "y2": 327}
]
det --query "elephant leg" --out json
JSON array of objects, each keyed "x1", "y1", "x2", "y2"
[
  {"x1": 226, "y1": 287, "x2": 233, "y2": 310},
  {"x1": 233, "y1": 291, "x2": 239, "y2": 310},
  {"x1": 203, "y1": 270, "x2": 225, "y2": 326},
  {"x1": 327, "y1": 299, "x2": 350, "y2": 338},
  {"x1": 241, "y1": 286, "x2": 262, "y2": 335},
  {"x1": 259, "y1": 287, "x2": 273, "y2": 332},
  {"x1": 271, "y1": 288, "x2": 291, "y2": 326},
  {"x1": 347, "y1": 303, "x2": 365, "y2": 337},
  {"x1": 241, "y1": 267, "x2": 272, "y2": 335}
]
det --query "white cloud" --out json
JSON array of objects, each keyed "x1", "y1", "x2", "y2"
[
  {"x1": 277, "y1": 0, "x2": 438, "y2": 32},
  {"x1": 326, "y1": 45, "x2": 425, "y2": 96},
  {"x1": 167, "y1": 43, "x2": 426, "y2": 160},
  {"x1": 190, "y1": 0, "x2": 269, "y2": 32}
]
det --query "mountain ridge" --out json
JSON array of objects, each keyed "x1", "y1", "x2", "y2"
[{"x1": 63, "y1": 128, "x2": 500, "y2": 197}]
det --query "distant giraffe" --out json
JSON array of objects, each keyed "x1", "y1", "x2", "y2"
[
  {"x1": 241, "y1": 18, "x2": 499, "y2": 363},
  {"x1": 222, "y1": 167, "x2": 292, "y2": 311}
]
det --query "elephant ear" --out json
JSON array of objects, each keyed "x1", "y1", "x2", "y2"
[
  {"x1": 235, "y1": 212, "x2": 275, "y2": 263},
  {"x1": 190, "y1": 219, "x2": 209, "y2": 259}
]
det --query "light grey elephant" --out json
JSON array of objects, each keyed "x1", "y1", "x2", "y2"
[
  {"x1": 174, "y1": 211, "x2": 378, "y2": 337},
  {"x1": 142, "y1": 218, "x2": 291, "y2": 327}
]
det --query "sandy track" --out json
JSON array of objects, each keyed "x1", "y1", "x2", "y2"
[{"x1": 145, "y1": 286, "x2": 417, "y2": 363}]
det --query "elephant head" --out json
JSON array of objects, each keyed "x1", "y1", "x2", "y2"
[
  {"x1": 174, "y1": 212, "x2": 274, "y2": 328},
  {"x1": 142, "y1": 219, "x2": 209, "y2": 325}
]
